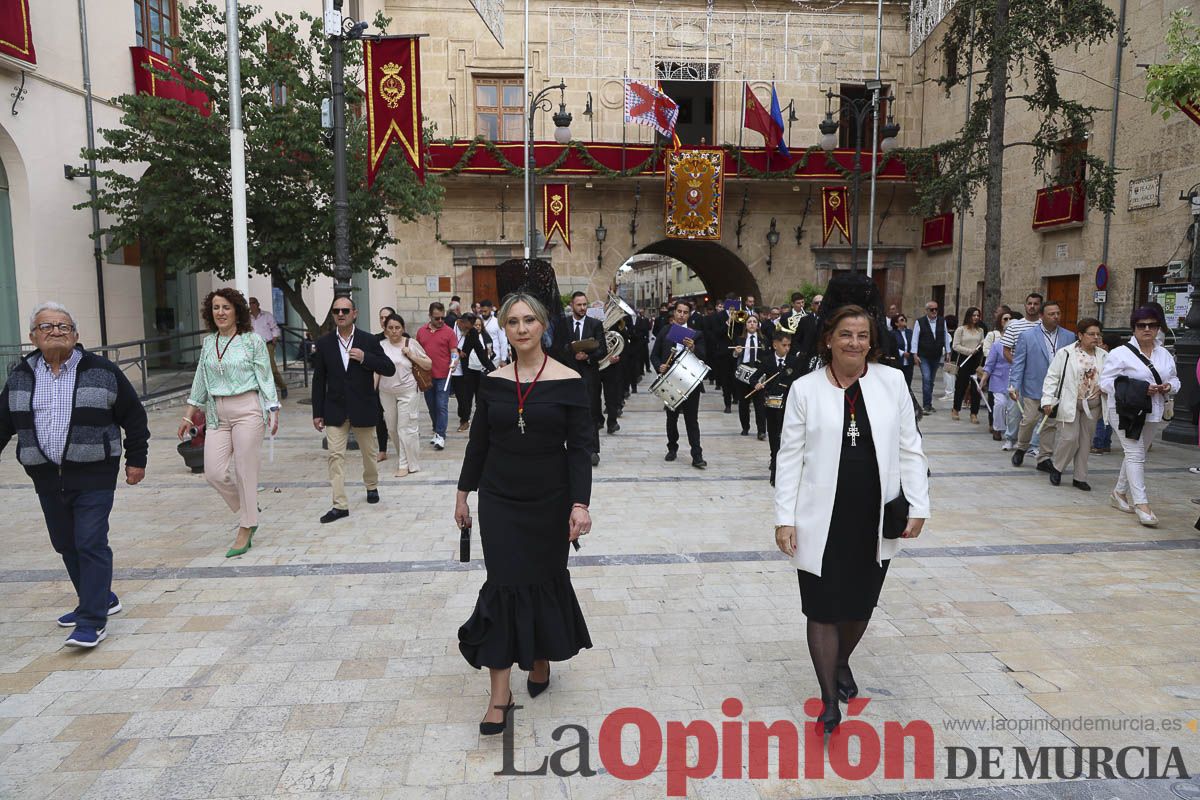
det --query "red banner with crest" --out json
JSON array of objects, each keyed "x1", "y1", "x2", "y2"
[
  {"x1": 365, "y1": 37, "x2": 424, "y2": 187},
  {"x1": 543, "y1": 183, "x2": 571, "y2": 250},
  {"x1": 822, "y1": 186, "x2": 850, "y2": 246},
  {"x1": 0, "y1": 0, "x2": 34, "y2": 65}
]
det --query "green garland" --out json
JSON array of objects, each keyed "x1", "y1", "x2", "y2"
[{"x1": 431, "y1": 135, "x2": 928, "y2": 182}]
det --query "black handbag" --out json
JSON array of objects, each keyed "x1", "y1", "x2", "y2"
[
  {"x1": 883, "y1": 490, "x2": 909, "y2": 540},
  {"x1": 1046, "y1": 350, "x2": 1071, "y2": 419},
  {"x1": 459, "y1": 525, "x2": 471, "y2": 562}
]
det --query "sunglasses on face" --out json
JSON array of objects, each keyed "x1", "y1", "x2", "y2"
[
  {"x1": 1135, "y1": 322, "x2": 1159, "y2": 330},
  {"x1": 431, "y1": 315, "x2": 445, "y2": 322},
  {"x1": 332, "y1": 308, "x2": 353, "y2": 315}
]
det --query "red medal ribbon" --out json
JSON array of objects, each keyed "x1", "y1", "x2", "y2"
[{"x1": 514, "y1": 355, "x2": 550, "y2": 418}]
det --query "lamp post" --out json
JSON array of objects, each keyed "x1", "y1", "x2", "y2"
[
  {"x1": 765, "y1": 217, "x2": 780, "y2": 272},
  {"x1": 326, "y1": 0, "x2": 368, "y2": 299},
  {"x1": 1162, "y1": 184, "x2": 1200, "y2": 444},
  {"x1": 595, "y1": 214, "x2": 607, "y2": 272},
  {"x1": 818, "y1": 83, "x2": 899, "y2": 274},
  {"x1": 524, "y1": 81, "x2": 572, "y2": 258}
]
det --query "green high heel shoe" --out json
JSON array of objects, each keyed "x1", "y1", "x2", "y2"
[{"x1": 225, "y1": 526, "x2": 256, "y2": 558}]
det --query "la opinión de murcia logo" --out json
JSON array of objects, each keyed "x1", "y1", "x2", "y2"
[{"x1": 494, "y1": 698, "x2": 1192, "y2": 797}]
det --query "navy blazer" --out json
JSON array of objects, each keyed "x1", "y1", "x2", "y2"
[{"x1": 311, "y1": 328, "x2": 395, "y2": 427}]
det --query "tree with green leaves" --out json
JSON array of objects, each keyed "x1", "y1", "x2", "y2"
[
  {"x1": 1145, "y1": 9, "x2": 1200, "y2": 119},
  {"x1": 906, "y1": 0, "x2": 1118, "y2": 315},
  {"x1": 83, "y1": 1, "x2": 442, "y2": 336}
]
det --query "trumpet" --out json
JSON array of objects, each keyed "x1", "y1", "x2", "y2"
[{"x1": 727, "y1": 308, "x2": 750, "y2": 339}]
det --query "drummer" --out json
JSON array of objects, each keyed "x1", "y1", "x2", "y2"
[
  {"x1": 751, "y1": 330, "x2": 799, "y2": 486},
  {"x1": 650, "y1": 299, "x2": 708, "y2": 469},
  {"x1": 733, "y1": 315, "x2": 767, "y2": 440}
]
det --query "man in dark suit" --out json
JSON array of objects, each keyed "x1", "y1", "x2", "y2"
[
  {"x1": 550, "y1": 291, "x2": 607, "y2": 466},
  {"x1": 712, "y1": 295, "x2": 737, "y2": 412},
  {"x1": 312, "y1": 296, "x2": 396, "y2": 523},
  {"x1": 733, "y1": 315, "x2": 768, "y2": 440},
  {"x1": 778, "y1": 292, "x2": 807, "y2": 329},
  {"x1": 650, "y1": 299, "x2": 708, "y2": 468},
  {"x1": 750, "y1": 330, "x2": 800, "y2": 486}
]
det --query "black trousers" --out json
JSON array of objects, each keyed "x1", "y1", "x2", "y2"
[
  {"x1": 601, "y1": 365, "x2": 624, "y2": 428},
  {"x1": 376, "y1": 396, "x2": 388, "y2": 452},
  {"x1": 737, "y1": 381, "x2": 766, "y2": 434},
  {"x1": 953, "y1": 351, "x2": 983, "y2": 414},
  {"x1": 766, "y1": 406, "x2": 785, "y2": 483},
  {"x1": 581, "y1": 368, "x2": 602, "y2": 453},
  {"x1": 666, "y1": 389, "x2": 703, "y2": 459},
  {"x1": 452, "y1": 374, "x2": 475, "y2": 423},
  {"x1": 718, "y1": 355, "x2": 735, "y2": 408}
]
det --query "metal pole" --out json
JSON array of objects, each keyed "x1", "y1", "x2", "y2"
[
  {"x1": 850, "y1": 107, "x2": 863, "y2": 273},
  {"x1": 952, "y1": 6, "x2": 976, "y2": 318},
  {"x1": 864, "y1": 0, "x2": 884, "y2": 277},
  {"x1": 1096, "y1": 0, "x2": 1127, "y2": 326},
  {"x1": 523, "y1": 0, "x2": 532, "y2": 259},
  {"x1": 330, "y1": 0, "x2": 351, "y2": 298},
  {"x1": 226, "y1": 0, "x2": 250, "y2": 297},
  {"x1": 527, "y1": 102, "x2": 538, "y2": 257},
  {"x1": 78, "y1": 0, "x2": 108, "y2": 345}
]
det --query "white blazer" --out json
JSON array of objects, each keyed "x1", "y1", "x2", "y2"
[
  {"x1": 1040, "y1": 343, "x2": 1107, "y2": 424},
  {"x1": 774, "y1": 365, "x2": 931, "y2": 576}
]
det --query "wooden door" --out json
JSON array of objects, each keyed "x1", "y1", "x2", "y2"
[
  {"x1": 473, "y1": 266, "x2": 499, "y2": 306},
  {"x1": 1045, "y1": 275, "x2": 1079, "y2": 332},
  {"x1": 871, "y1": 269, "x2": 888, "y2": 307}
]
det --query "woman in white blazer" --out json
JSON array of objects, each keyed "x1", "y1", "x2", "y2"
[
  {"x1": 1040, "y1": 318, "x2": 1106, "y2": 491},
  {"x1": 774, "y1": 305, "x2": 931, "y2": 736}
]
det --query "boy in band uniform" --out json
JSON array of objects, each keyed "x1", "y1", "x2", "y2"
[{"x1": 751, "y1": 331, "x2": 799, "y2": 486}]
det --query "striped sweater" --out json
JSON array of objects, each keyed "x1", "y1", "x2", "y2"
[{"x1": 0, "y1": 347, "x2": 149, "y2": 492}]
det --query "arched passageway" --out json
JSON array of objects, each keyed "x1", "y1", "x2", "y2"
[{"x1": 637, "y1": 239, "x2": 761, "y2": 304}]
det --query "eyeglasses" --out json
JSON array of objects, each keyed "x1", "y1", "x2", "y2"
[
  {"x1": 1134, "y1": 322, "x2": 1160, "y2": 330},
  {"x1": 34, "y1": 322, "x2": 76, "y2": 333},
  {"x1": 431, "y1": 315, "x2": 445, "y2": 322},
  {"x1": 926, "y1": 307, "x2": 938, "y2": 312},
  {"x1": 332, "y1": 308, "x2": 353, "y2": 316}
]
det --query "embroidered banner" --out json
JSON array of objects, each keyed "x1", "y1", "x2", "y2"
[
  {"x1": 821, "y1": 186, "x2": 850, "y2": 246},
  {"x1": 921, "y1": 212, "x2": 954, "y2": 250},
  {"x1": 1032, "y1": 182, "x2": 1085, "y2": 230},
  {"x1": 0, "y1": 0, "x2": 34, "y2": 65},
  {"x1": 365, "y1": 37, "x2": 425, "y2": 187},
  {"x1": 543, "y1": 183, "x2": 571, "y2": 250},
  {"x1": 664, "y1": 149, "x2": 724, "y2": 240},
  {"x1": 1179, "y1": 99, "x2": 1200, "y2": 128},
  {"x1": 130, "y1": 47, "x2": 210, "y2": 116}
]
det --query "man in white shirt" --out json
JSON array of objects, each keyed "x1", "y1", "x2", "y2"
[
  {"x1": 249, "y1": 297, "x2": 286, "y2": 398},
  {"x1": 478, "y1": 299, "x2": 508, "y2": 364}
]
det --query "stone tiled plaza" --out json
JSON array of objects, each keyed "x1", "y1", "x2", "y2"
[{"x1": 1, "y1": 387, "x2": 1199, "y2": 799}]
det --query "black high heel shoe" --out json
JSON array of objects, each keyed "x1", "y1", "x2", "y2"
[
  {"x1": 836, "y1": 666, "x2": 859, "y2": 703},
  {"x1": 479, "y1": 692, "x2": 515, "y2": 736},
  {"x1": 817, "y1": 698, "x2": 841, "y2": 735},
  {"x1": 527, "y1": 664, "x2": 551, "y2": 698}
]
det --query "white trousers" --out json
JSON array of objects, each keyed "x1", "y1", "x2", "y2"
[
  {"x1": 381, "y1": 386, "x2": 422, "y2": 472},
  {"x1": 1114, "y1": 420, "x2": 1163, "y2": 506}
]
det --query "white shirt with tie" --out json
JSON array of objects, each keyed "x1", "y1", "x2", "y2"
[{"x1": 742, "y1": 333, "x2": 761, "y2": 364}]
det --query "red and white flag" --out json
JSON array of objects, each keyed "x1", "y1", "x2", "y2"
[{"x1": 624, "y1": 80, "x2": 679, "y2": 139}]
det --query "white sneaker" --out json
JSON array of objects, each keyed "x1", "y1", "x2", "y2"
[
  {"x1": 1001, "y1": 441, "x2": 1013, "y2": 451},
  {"x1": 1028, "y1": 447, "x2": 1039, "y2": 458},
  {"x1": 433, "y1": 435, "x2": 445, "y2": 450}
]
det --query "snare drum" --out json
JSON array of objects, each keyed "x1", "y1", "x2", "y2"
[
  {"x1": 734, "y1": 363, "x2": 758, "y2": 385},
  {"x1": 649, "y1": 349, "x2": 711, "y2": 411},
  {"x1": 764, "y1": 395, "x2": 784, "y2": 410}
]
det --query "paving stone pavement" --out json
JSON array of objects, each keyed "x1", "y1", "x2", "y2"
[{"x1": 1, "y1": 380, "x2": 1199, "y2": 799}]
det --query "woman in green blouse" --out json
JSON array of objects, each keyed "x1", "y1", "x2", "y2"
[{"x1": 178, "y1": 289, "x2": 280, "y2": 557}]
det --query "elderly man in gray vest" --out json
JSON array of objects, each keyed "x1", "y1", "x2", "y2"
[{"x1": 0, "y1": 303, "x2": 149, "y2": 648}]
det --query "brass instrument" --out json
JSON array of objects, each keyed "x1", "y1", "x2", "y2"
[
  {"x1": 727, "y1": 307, "x2": 750, "y2": 339},
  {"x1": 598, "y1": 294, "x2": 636, "y2": 371}
]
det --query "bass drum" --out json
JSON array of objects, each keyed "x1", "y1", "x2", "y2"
[{"x1": 649, "y1": 349, "x2": 711, "y2": 411}]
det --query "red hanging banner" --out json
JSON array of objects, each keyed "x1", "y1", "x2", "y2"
[
  {"x1": 822, "y1": 186, "x2": 850, "y2": 246},
  {"x1": 0, "y1": 0, "x2": 35, "y2": 66},
  {"x1": 1179, "y1": 99, "x2": 1200, "y2": 128},
  {"x1": 365, "y1": 37, "x2": 425, "y2": 187},
  {"x1": 543, "y1": 183, "x2": 571, "y2": 250},
  {"x1": 130, "y1": 47, "x2": 211, "y2": 116},
  {"x1": 921, "y1": 212, "x2": 954, "y2": 250}
]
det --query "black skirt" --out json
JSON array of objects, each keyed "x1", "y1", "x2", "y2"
[{"x1": 797, "y1": 382, "x2": 890, "y2": 622}]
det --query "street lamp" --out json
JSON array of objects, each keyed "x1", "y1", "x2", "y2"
[
  {"x1": 595, "y1": 214, "x2": 607, "y2": 272},
  {"x1": 525, "y1": 81, "x2": 572, "y2": 258},
  {"x1": 765, "y1": 217, "x2": 780, "y2": 272},
  {"x1": 818, "y1": 85, "x2": 899, "y2": 274},
  {"x1": 327, "y1": 0, "x2": 369, "y2": 299}
]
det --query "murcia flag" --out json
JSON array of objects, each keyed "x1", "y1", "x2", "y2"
[
  {"x1": 822, "y1": 186, "x2": 850, "y2": 246},
  {"x1": 624, "y1": 80, "x2": 679, "y2": 140},
  {"x1": 543, "y1": 183, "x2": 571, "y2": 250},
  {"x1": 365, "y1": 37, "x2": 425, "y2": 187}
]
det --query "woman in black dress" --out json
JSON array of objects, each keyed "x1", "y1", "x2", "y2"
[
  {"x1": 455, "y1": 293, "x2": 594, "y2": 736},
  {"x1": 774, "y1": 306, "x2": 931, "y2": 736}
]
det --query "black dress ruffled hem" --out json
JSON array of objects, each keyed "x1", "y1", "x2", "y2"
[{"x1": 457, "y1": 570, "x2": 593, "y2": 671}]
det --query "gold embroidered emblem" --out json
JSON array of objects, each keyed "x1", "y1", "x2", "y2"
[
  {"x1": 379, "y1": 62, "x2": 406, "y2": 109},
  {"x1": 828, "y1": 192, "x2": 842, "y2": 209},
  {"x1": 550, "y1": 193, "x2": 564, "y2": 215}
]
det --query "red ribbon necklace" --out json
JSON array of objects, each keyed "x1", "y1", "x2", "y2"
[
  {"x1": 513, "y1": 354, "x2": 549, "y2": 434},
  {"x1": 830, "y1": 363, "x2": 867, "y2": 447},
  {"x1": 214, "y1": 332, "x2": 237, "y2": 375}
]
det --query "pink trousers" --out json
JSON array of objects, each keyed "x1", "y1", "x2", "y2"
[{"x1": 204, "y1": 392, "x2": 265, "y2": 528}]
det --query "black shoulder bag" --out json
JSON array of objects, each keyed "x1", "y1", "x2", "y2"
[{"x1": 1124, "y1": 343, "x2": 1173, "y2": 420}]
